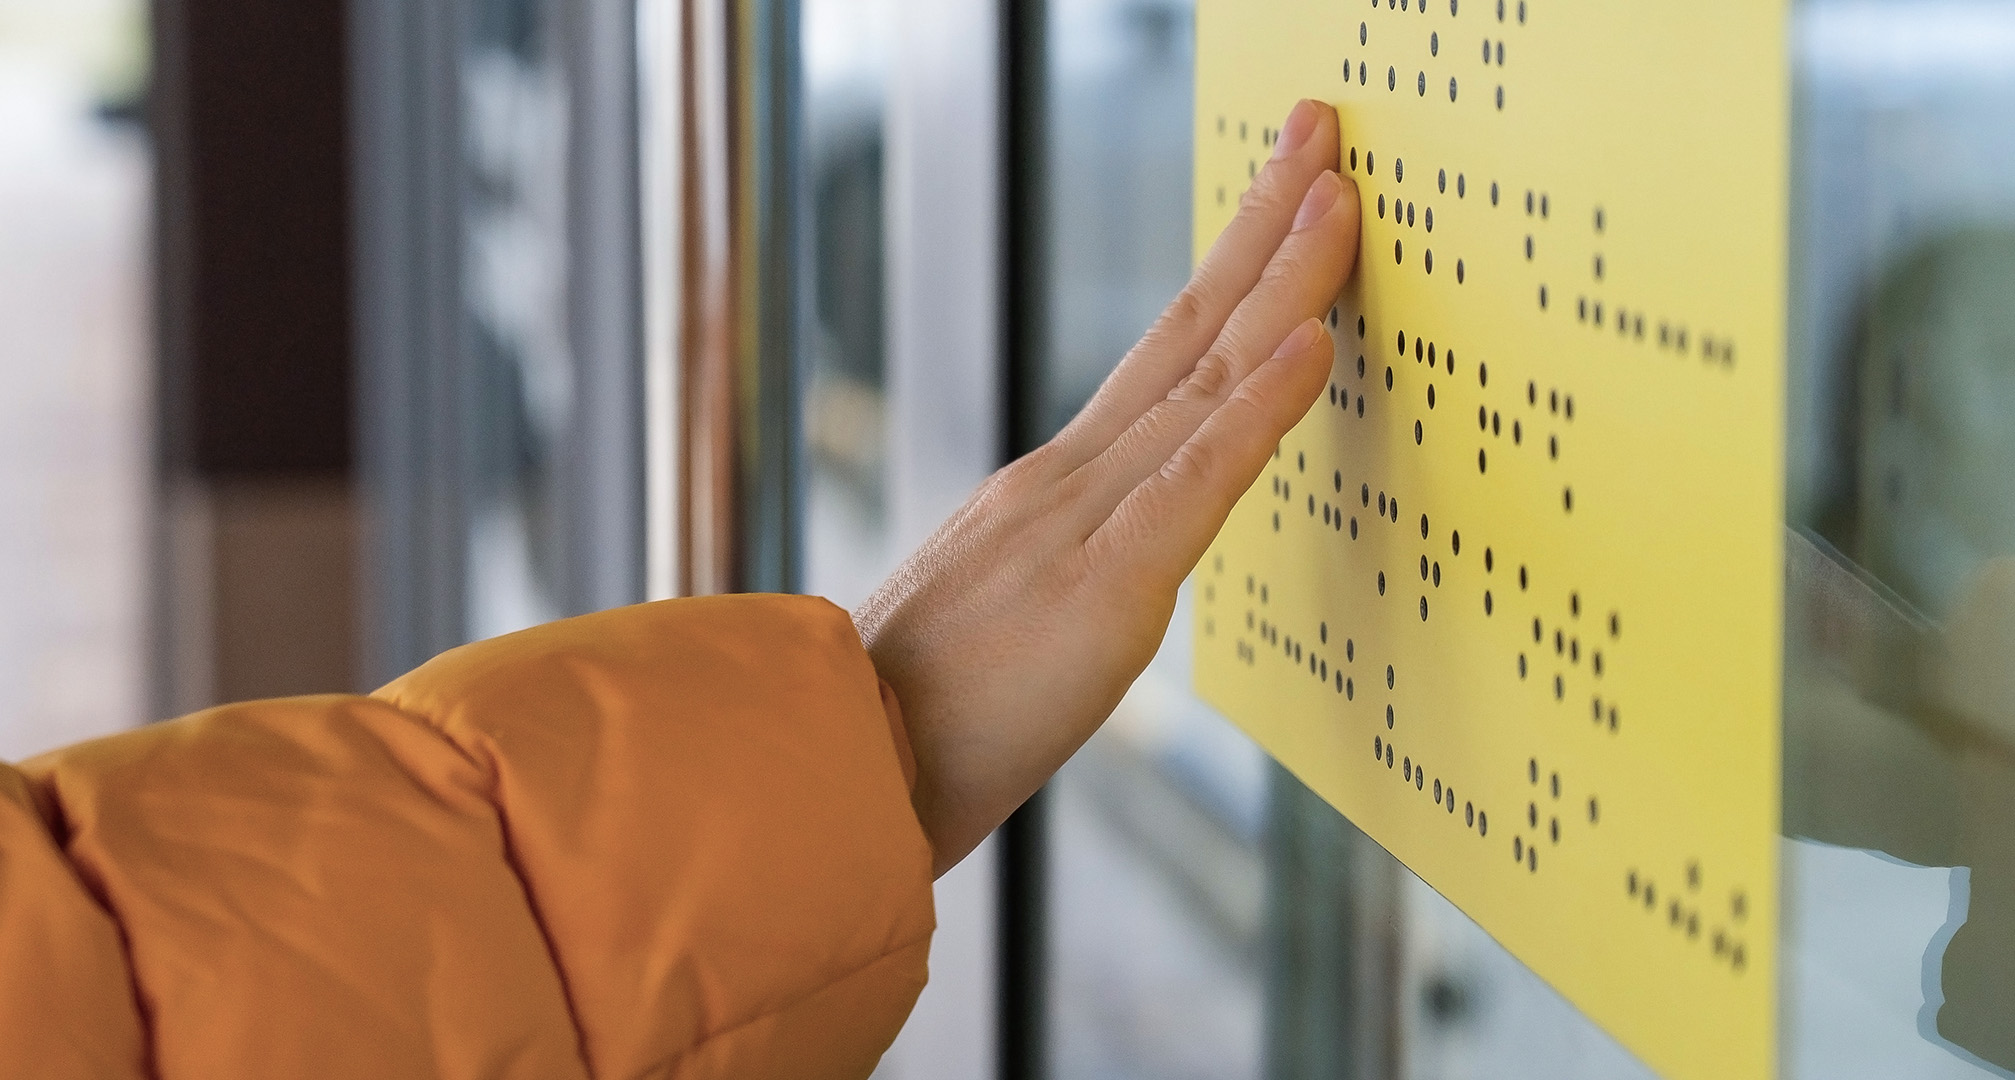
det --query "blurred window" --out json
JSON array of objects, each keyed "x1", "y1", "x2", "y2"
[{"x1": 0, "y1": 0, "x2": 151, "y2": 759}]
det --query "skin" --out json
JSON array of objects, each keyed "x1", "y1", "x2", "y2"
[{"x1": 856, "y1": 100, "x2": 1362, "y2": 876}]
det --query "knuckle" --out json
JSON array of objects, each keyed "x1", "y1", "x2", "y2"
[{"x1": 1177, "y1": 349, "x2": 1239, "y2": 402}]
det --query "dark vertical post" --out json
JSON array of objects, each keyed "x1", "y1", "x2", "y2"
[{"x1": 998, "y1": 0, "x2": 1049, "y2": 1077}]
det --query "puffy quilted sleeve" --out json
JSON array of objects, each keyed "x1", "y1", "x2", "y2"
[{"x1": 11, "y1": 594, "x2": 935, "y2": 1080}]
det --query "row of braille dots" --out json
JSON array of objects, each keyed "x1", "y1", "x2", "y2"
[
  {"x1": 1391, "y1": 326, "x2": 1462, "y2": 448},
  {"x1": 1627, "y1": 863, "x2": 1751, "y2": 973},
  {"x1": 1372, "y1": 733, "x2": 1490, "y2": 838},
  {"x1": 1209, "y1": 117, "x2": 1271, "y2": 205},
  {"x1": 1326, "y1": 310, "x2": 1371, "y2": 424},
  {"x1": 1365, "y1": 0, "x2": 1526, "y2": 17},
  {"x1": 1473, "y1": 368, "x2": 1578, "y2": 514},
  {"x1": 1346, "y1": 15, "x2": 1517, "y2": 110},
  {"x1": 1476, "y1": 542, "x2": 1624, "y2": 728},
  {"x1": 1202, "y1": 555, "x2": 1260, "y2": 667},
  {"x1": 1232, "y1": 553, "x2": 1374, "y2": 703},
  {"x1": 1511, "y1": 755, "x2": 1600, "y2": 874},
  {"x1": 1347, "y1": 150, "x2": 1468, "y2": 283}
]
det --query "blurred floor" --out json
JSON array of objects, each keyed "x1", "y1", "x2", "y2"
[{"x1": 0, "y1": 32, "x2": 150, "y2": 759}]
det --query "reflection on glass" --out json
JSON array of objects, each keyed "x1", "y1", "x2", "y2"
[
  {"x1": 1785, "y1": 3, "x2": 2015, "y2": 1075},
  {"x1": 802, "y1": 0, "x2": 893, "y2": 609},
  {"x1": 463, "y1": 0, "x2": 572, "y2": 639}
]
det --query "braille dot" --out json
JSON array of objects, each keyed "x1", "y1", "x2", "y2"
[
  {"x1": 1387, "y1": 704, "x2": 1396, "y2": 728},
  {"x1": 1478, "y1": 362, "x2": 1488, "y2": 387},
  {"x1": 1496, "y1": 85, "x2": 1504, "y2": 109},
  {"x1": 1496, "y1": 0, "x2": 1504, "y2": 18},
  {"x1": 1532, "y1": 618, "x2": 1542, "y2": 643},
  {"x1": 1347, "y1": 678, "x2": 1356, "y2": 699},
  {"x1": 1514, "y1": 837, "x2": 1523, "y2": 861},
  {"x1": 1527, "y1": 802, "x2": 1538, "y2": 827},
  {"x1": 1360, "y1": 21, "x2": 1368, "y2": 44},
  {"x1": 1446, "y1": 350, "x2": 1456, "y2": 375},
  {"x1": 1479, "y1": 448, "x2": 1488, "y2": 473},
  {"x1": 1485, "y1": 548, "x2": 1493, "y2": 572},
  {"x1": 1609, "y1": 613, "x2": 1620, "y2": 637},
  {"x1": 1359, "y1": 61, "x2": 1369, "y2": 84},
  {"x1": 1273, "y1": 512, "x2": 1280, "y2": 531},
  {"x1": 1416, "y1": 770, "x2": 1425, "y2": 792},
  {"x1": 1518, "y1": 653, "x2": 1527, "y2": 678},
  {"x1": 1490, "y1": 181, "x2": 1500, "y2": 205},
  {"x1": 1424, "y1": 250, "x2": 1434, "y2": 274},
  {"x1": 1434, "y1": 778, "x2": 1443, "y2": 802},
  {"x1": 1407, "y1": 202, "x2": 1416, "y2": 228},
  {"x1": 1540, "y1": 193, "x2": 1549, "y2": 218},
  {"x1": 1594, "y1": 254, "x2": 1605, "y2": 280},
  {"x1": 1549, "y1": 434, "x2": 1558, "y2": 459},
  {"x1": 1420, "y1": 597, "x2": 1429, "y2": 620},
  {"x1": 1357, "y1": 315, "x2": 1366, "y2": 338},
  {"x1": 1418, "y1": 71, "x2": 1427, "y2": 95},
  {"x1": 1351, "y1": 517, "x2": 1359, "y2": 538},
  {"x1": 1495, "y1": 40, "x2": 1504, "y2": 64},
  {"x1": 1513, "y1": 420, "x2": 1522, "y2": 443},
  {"x1": 1388, "y1": 66, "x2": 1397, "y2": 91},
  {"x1": 1367, "y1": 151, "x2": 1375, "y2": 175},
  {"x1": 1357, "y1": 355, "x2": 1366, "y2": 377},
  {"x1": 1484, "y1": 591, "x2": 1494, "y2": 614},
  {"x1": 1374, "y1": 736, "x2": 1383, "y2": 759},
  {"x1": 1478, "y1": 405, "x2": 1487, "y2": 431},
  {"x1": 1428, "y1": 343, "x2": 1437, "y2": 367},
  {"x1": 1361, "y1": 483, "x2": 1370, "y2": 506},
  {"x1": 1347, "y1": 640, "x2": 1355, "y2": 661},
  {"x1": 1387, "y1": 746, "x2": 1394, "y2": 768},
  {"x1": 1387, "y1": 665, "x2": 1395, "y2": 690},
  {"x1": 1415, "y1": 420, "x2": 1423, "y2": 444},
  {"x1": 1378, "y1": 572, "x2": 1387, "y2": 595},
  {"x1": 1404, "y1": 758, "x2": 1413, "y2": 781},
  {"x1": 1519, "y1": 566, "x2": 1528, "y2": 590},
  {"x1": 1526, "y1": 235, "x2": 1534, "y2": 260},
  {"x1": 1518, "y1": 0, "x2": 1526, "y2": 23},
  {"x1": 1539, "y1": 285, "x2": 1549, "y2": 309},
  {"x1": 1386, "y1": 367, "x2": 1394, "y2": 390},
  {"x1": 1593, "y1": 652, "x2": 1603, "y2": 676},
  {"x1": 1479, "y1": 810, "x2": 1489, "y2": 835},
  {"x1": 1564, "y1": 487, "x2": 1574, "y2": 512},
  {"x1": 1395, "y1": 239, "x2": 1404, "y2": 264},
  {"x1": 1457, "y1": 174, "x2": 1466, "y2": 197},
  {"x1": 1377, "y1": 194, "x2": 1387, "y2": 219},
  {"x1": 1378, "y1": 491, "x2": 1387, "y2": 514}
]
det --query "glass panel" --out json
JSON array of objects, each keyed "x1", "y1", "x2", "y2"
[
  {"x1": 462, "y1": 0, "x2": 574, "y2": 638},
  {"x1": 801, "y1": 0, "x2": 894, "y2": 609},
  {"x1": 1783, "y1": 3, "x2": 2015, "y2": 1074},
  {"x1": 0, "y1": 0, "x2": 151, "y2": 758},
  {"x1": 1035, "y1": 0, "x2": 2015, "y2": 1077}
]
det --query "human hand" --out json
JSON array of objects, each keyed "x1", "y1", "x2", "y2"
[{"x1": 856, "y1": 100, "x2": 1361, "y2": 875}]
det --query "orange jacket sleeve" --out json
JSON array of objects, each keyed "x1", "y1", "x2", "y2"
[{"x1": 0, "y1": 595, "x2": 935, "y2": 1080}]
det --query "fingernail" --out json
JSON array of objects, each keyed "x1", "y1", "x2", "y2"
[
  {"x1": 1271, "y1": 99, "x2": 1320, "y2": 160},
  {"x1": 1272, "y1": 318, "x2": 1322, "y2": 360},
  {"x1": 1292, "y1": 172, "x2": 1341, "y2": 232}
]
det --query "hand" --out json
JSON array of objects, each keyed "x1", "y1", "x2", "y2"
[{"x1": 856, "y1": 100, "x2": 1361, "y2": 875}]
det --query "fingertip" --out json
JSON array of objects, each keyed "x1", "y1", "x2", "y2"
[{"x1": 1270, "y1": 317, "x2": 1326, "y2": 360}]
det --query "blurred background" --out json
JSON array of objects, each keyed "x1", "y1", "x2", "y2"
[{"x1": 1, "y1": 0, "x2": 2011, "y2": 1077}]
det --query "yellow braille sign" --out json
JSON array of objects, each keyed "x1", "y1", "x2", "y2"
[{"x1": 1191, "y1": 2, "x2": 1787, "y2": 1078}]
